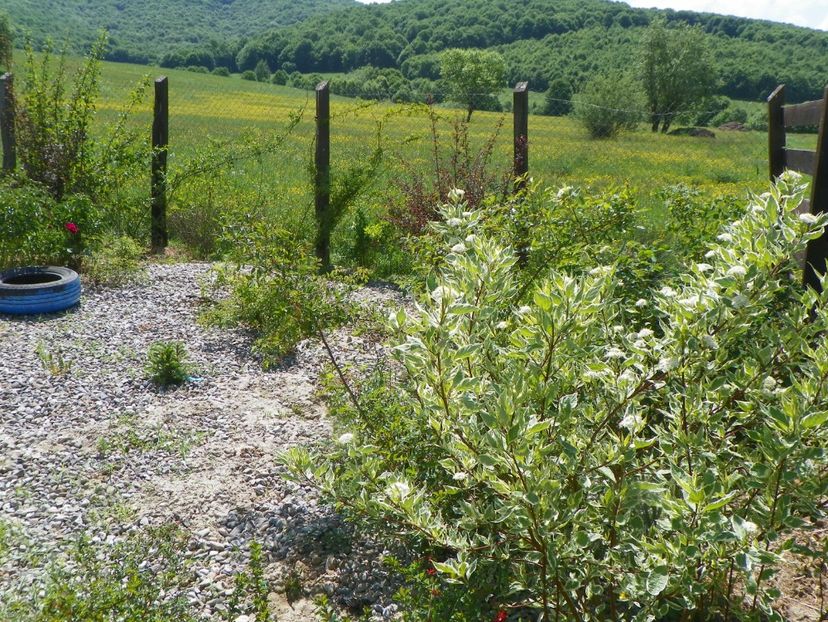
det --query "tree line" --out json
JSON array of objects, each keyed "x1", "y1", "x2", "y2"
[{"x1": 7, "y1": 0, "x2": 828, "y2": 104}]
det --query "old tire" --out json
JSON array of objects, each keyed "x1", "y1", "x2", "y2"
[{"x1": 0, "y1": 266, "x2": 82, "y2": 315}]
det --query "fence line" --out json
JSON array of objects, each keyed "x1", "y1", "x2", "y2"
[{"x1": 5, "y1": 71, "x2": 826, "y2": 289}]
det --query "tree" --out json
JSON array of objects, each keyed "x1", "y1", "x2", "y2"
[
  {"x1": 573, "y1": 73, "x2": 644, "y2": 139},
  {"x1": 542, "y1": 77, "x2": 572, "y2": 116},
  {"x1": 440, "y1": 48, "x2": 505, "y2": 121},
  {"x1": 640, "y1": 17, "x2": 717, "y2": 133},
  {"x1": 254, "y1": 59, "x2": 271, "y2": 82}
]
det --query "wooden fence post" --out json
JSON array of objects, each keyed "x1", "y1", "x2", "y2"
[
  {"x1": 315, "y1": 81, "x2": 331, "y2": 271},
  {"x1": 803, "y1": 85, "x2": 828, "y2": 291},
  {"x1": 0, "y1": 73, "x2": 16, "y2": 173},
  {"x1": 151, "y1": 76, "x2": 169, "y2": 254},
  {"x1": 513, "y1": 81, "x2": 529, "y2": 190},
  {"x1": 767, "y1": 84, "x2": 785, "y2": 181}
]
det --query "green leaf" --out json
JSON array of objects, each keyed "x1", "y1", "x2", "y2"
[
  {"x1": 533, "y1": 291, "x2": 552, "y2": 311},
  {"x1": 526, "y1": 420, "x2": 551, "y2": 437},
  {"x1": 801, "y1": 411, "x2": 828, "y2": 429},
  {"x1": 431, "y1": 561, "x2": 459, "y2": 578},
  {"x1": 645, "y1": 566, "x2": 669, "y2": 596},
  {"x1": 598, "y1": 466, "x2": 616, "y2": 484},
  {"x1": 478, "y1": 454, "x2": 498, "y2": 467},
  {"x1": 702, "y1": 491, "x2": 739, "y2": 514}
]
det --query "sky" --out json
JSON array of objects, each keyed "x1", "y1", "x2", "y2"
[{"x1": 355, "y1": 0, "x2": 828, "y2": 31}]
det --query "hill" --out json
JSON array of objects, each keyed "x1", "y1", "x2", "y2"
[
  {"x1": 3, "y1": 0, "x2": 356, "y2": 66},
  {"x1": 234, "y1": 0, "x2": 828, "y2": 102}
]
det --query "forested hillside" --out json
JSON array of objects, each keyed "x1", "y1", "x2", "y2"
[
  {"x1": 3, "y1": 0, "x2": 356, "y2": 66},
  {"x1": 234, "y1": 0, "x2": 828, "y2": 102},
  {"x1": 5, "y1": 0, "x2": 827, "y2": 102}
]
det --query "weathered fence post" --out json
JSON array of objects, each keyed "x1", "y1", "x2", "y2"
[
  {"x1": 803, "y1": 85, "x2": 828, "y2": 291},
  {"x1": 315, "y1": 80, "x2": 331, "y2": 271},
  {"x1": 0, "y1": 72, "x2": 16, "y2": 173},
  {"x1": 513, "y1": 81, "x2": 529, "y2": 190},
  {"x1": 767, "y1": 84, "x2": 785, "y2": 181},
  {"x1": 151, "y1": 76, "x2": 169, "y2": 254}
]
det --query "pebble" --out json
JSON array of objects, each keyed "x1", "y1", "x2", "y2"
[{"x1": 0, "y1": 263, "x2": 406, "y2": 620}]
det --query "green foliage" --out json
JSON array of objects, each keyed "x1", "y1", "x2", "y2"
[
  {"x1": 17, "y1": 34, "x2": 107, "y2": 200},
  {"x1": 0, "y1": 178, "x2": 102, "y2": 269},
  {"x1": 1, "y1": 526, "x2": 195, "y2": 622},
  {"x1": 211, "y1": 66, "x2": 231, "y2": 77},
  {"x1": 35, "y1": 341, "x2": 72, "y2": 376},
  {"x1": 573, "y1": 72, "x2": 643, "y2": 138},
  {"x1": 439, "y1": 48, "x2": 505, "y2": 121},
  {"x1": 203, "y1": 221, "x2": 346, "y2": 366},
  {"x1": 145, "y1": 341, "x2": 191, "y2": 387},
  {"x1": 225, "y1": 541, "x2": 275, "y2": 622},
  {"x1": 0, "y1": 12, "x2": 12, "y2": 73},
  {"x1": 254, "y1": 58, "x2": 271, "y2": 82},
  {"x1": 286, "y1": 174, "x2": 828, "y2": 621},
  {"x1": 541, "y1": 78, "x2": 572, "y2": 116},
  {"x1": 660, "y1": 184, "x2": 741, "y2": 259},
  {"x1": 7, "y1": 0, "x2": 353, "y2": 66},
  {"x1": 641, "y1": 17, "x2": 718, "y2": 133},
  {"x1": 241, "y1": 69, "x2": 257, "y2": 81},
  {"x1": 83, "y1": 234, "x2": 146, "y2": 287},
  {"x1": 232, "y1": 0, "x2": 827, "y2": 104},
  {"x1": 12, "y1": 32, "x2": 151, "y2": 260}
]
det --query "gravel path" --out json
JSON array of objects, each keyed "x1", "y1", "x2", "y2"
[{"x1": 0, "y1": 262, "x2": 405, "y2": 620}]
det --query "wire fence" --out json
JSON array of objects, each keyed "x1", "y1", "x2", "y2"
[
  {"x1": 0, "y1": 70, "x2": 804, "y2": 246},
  {"x1": 154, "y1": 79, "x2": 777, "y2": 186}
]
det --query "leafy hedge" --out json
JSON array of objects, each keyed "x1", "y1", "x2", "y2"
[{"x1": 286, "y1": 174, "x2": 828, "y2": 621}]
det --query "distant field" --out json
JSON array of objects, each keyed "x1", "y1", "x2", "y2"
[{"x1": 14, "y1": 54, "x2": 819, "y2": 222}]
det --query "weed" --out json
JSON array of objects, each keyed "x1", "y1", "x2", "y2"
[
  {"x1": 0, "y1": 525, "x2": 195, "y2": 622},
  {"x1": 283, "y1": 565, "x2": 304, "y2": 605},
  {"x1": 225, "y1": 541, "x2": 275, "y2": 622},
  {"x1": 34, "y1": 341, "x2": 72, "y2": 376},
  {"x1": 96, "y1": 413, "x2": 204, "y2": 458}
]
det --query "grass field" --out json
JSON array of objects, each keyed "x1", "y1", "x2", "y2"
[
  {"x1": 9, "y1": 51, "x2": 818, "y2": 262},
  {"x1": 86, "y1": 60, "x2": 816, "y2": 200}
]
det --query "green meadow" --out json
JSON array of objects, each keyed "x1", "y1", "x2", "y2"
[{"x1": 86, "y1": 60, "x2": 817, "y2": 214}]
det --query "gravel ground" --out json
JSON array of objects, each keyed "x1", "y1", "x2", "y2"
[
  {"x1": 1, "y1": 262, "x2": 823, "y2": 622},
  {"x1": 0, "y1": 262, "x2": 406, "y2": 620}
]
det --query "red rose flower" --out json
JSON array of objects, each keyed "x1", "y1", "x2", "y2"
[
  {"x1": 494, "y1": 611, "x2": 508, "y2": 622},
  {"x1": 65, "y1": 222, "x2": 79, "y2": 234}
]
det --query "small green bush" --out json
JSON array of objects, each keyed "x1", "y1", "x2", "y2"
[
  {"x1": 573, "y1": 73, "x2": 644, "y2": 139},
  {"x1": 83, "y1": 235, "x2": 146, "y2": 287},
  {"x1": 240, "y1": 69, "x2": 257, "y2": 81},
  {"x1": 211, "y1": 66, "x2": 230, "y2": 77},
  {"x1": 254, "y1": 59, "x2": 271, "y2": 82},
  {"x1": 710, "y1": 105, "x2": 748, "y2": 126},
  {"x1": 146, "y1": 341, "x2": 190, "y2": 387},
  {"x1": 746, "y1": 108, "x2": 769, "y2": 131},
  {"x1": 203, "y1": 221, "x2": 346, "y2": 366}
]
